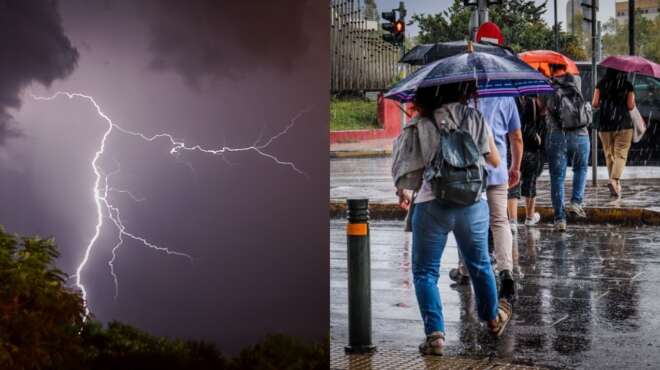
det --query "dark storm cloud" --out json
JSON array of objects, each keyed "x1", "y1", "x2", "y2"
[
  {"x1": 138, "y1": 0, "x2": 313, "y2": 85},
  {"x1": 0, "y1": 0, "x2": 78, "y2": 143}
]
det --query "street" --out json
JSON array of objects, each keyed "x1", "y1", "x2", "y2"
[{"x1": 330, "y1": 220, "x2": 660, "y2": 369}]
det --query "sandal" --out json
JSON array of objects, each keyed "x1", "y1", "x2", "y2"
[
  {"x1": 419, "y1": 331, "x2": 444, "y2": 356},
  {"x1": 489, "y1": 299, "x2": 512, "y2": 337}
]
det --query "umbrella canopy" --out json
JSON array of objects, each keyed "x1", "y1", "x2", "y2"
[
  {"x1": 600, "y1": 55, "x2": 660, "y2": 79},
  {"x1": 400, "y1": 40, "x2": 515, "y2": 65},
  {"x1": 518, "y1": 50, "x2": 579, "y2": 76},
  {"x1": 385, "y1": 51, "x2": 552, "y2": 103}
]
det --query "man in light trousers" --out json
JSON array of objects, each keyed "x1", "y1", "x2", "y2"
[{"x1": 450, "y1": 96, "x2": 523, "y2": 303}]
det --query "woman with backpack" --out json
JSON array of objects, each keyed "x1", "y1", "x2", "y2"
[
  {"x1": 593, "y1": 68, "x2": 636, "y2": 198},
  {"x1": 392, "y1": 81, "x2": 512, "y2": 356}
]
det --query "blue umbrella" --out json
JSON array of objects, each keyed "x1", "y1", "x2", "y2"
[{"x1": 385, "y1": 51, "x2": 553, "y2": 103}]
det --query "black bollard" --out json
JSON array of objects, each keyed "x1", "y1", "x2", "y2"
[{"x1": 344, "y1": 198, "x2": 376, "y2": 354}]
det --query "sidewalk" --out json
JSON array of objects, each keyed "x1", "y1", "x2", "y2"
[
  {"x1": 331, "y1": 343, "x2": 548, "y2": 370},
  {"x1": 330, "y1": 138, "x2": 393, "y2": 158},
  {"x1": 330, "y1": 156, "x2": 660, "y2": 224}
]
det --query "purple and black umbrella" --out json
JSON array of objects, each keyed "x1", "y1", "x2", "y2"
[
  {"x1": 400, "y1": 40, "x2": 516, "y2": 66},
  {"x1": 385, "y1": 51, "x2": 553, "y2": 103},
  {"x1": 600, "y1": 55, "x2": 660, "y2": 79}
]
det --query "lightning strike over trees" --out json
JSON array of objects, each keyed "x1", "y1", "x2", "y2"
[{"x1": 31, "y1": 91, "x2": 306, "y2": 315}]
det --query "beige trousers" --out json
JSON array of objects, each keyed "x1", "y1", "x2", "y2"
[
  {"x1": 487, "y1": 184, "x2": 513, "y2": 272},
  {"x1": 599, "y1": 129, "x2": 633, "y2": 180},
  {"x1": 458, "y1": 184, "x2": 513, "y2": 274}
]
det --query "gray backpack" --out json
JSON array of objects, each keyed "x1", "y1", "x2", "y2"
[
  {"x1": 424, "y1": 108, "x2": 487, "y2": 207},
  {"x1": 553, "y1": 79, "x2": 593, "y2": 130}
]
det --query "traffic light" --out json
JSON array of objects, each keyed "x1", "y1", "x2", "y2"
[
  {"x1": 382, "y1": 3, "x2": 406, "y2": 46},
  {"x1": 463, "y1": 0, "x2": 500, "y2": 7}
]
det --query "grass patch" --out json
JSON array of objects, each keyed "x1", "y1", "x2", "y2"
[{"x1": 330, "y1": 97, "x2": 380, "y2": 131}]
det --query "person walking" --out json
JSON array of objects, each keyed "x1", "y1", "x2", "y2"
[
  {"x1": 592, "y1": 68, "x2": 636, "y2": 198},
  {"x1": 508, "y1": 96, "x2": 546, "y2": 227},
  {"x1": 392, "y1": 82, "x2": 512, "y2": 356},
  {"x1": 543, "y1": 63, "x2": 591, "y2": 232},
  {"x1": 450, "y1": 96, "x2": 522, "y2": 303}
]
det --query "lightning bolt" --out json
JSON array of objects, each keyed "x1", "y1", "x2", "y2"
[{"x1": 30, "y1": 91, "x2": 306, "y2": 315}]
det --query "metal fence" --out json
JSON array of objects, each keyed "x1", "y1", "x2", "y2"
[{"x1": 330, "y1": 0, "x2": 407, "y2": 93}]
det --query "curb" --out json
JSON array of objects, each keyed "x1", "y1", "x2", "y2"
[
  {"x1": 330, "y1": 150, "x2": 392, "y2": 159},
  {"x1": 330, "y1": 201, "x2": 660, "y2": 226}
]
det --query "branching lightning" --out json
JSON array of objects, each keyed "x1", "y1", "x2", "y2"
[{"x1": 30, "y1": 91, "x2": 306, "y2": 314}]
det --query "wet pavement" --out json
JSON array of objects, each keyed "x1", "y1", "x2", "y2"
[
  {"x1": 331, "y1": 157, "x2": 660, "y2": 212},
  {"x1": 330, "y1": 138, "x2": 394, "y2": 155},
  {"x1": 330, "y1": 342, "x2": 548, "y2": 370},
  {"x1": 330, "y1": 220, "x2": 660, "y2": 369}
]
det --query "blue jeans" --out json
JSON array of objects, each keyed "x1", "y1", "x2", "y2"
[
  {"x1": 545, "y1": 131, "x2": 590, "y2": 221},
  {"x1": 411, "y1": 199, "x2": 498, "y2": 335}
]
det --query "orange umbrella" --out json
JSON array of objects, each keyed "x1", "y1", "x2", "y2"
[{"x1": 518, "y1": 50, "x2": 579, "y2": 77}]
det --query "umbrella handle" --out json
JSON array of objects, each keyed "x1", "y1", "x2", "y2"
[{"x1": 397, "y1": 103, "x2": 413, "y2": 118}]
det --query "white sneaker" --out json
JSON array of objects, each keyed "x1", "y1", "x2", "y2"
[
  {"x1": 510, "y1": 220, "x2": 518, "y2": 233},
  {"x1": 566, "y1": 202, "x2": 587, "y2": 218},
  {"x1": 525, "y1": 212, "x2": 541, "y2": 226}
]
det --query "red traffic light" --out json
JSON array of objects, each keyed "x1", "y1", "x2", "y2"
[{"x1": 394, "y1": 20, "x2": 404, "y2": 33}]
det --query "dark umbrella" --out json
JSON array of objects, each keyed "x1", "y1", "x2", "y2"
[
  {"x1": 385, "y1": 50, "x2": 552, "y2": 103},
  {"x1": 600, "y1": 55, "x2": 660, "y2": 79},
  {"x1": 400, "y1": 40, "x2": 515, "y2": 65}
]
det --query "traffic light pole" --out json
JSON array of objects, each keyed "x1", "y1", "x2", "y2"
[
  {"x1": 591, "y1": 2, "x2": 598, "y2": 187},
  {"x1": 629, "y1": 0, "x2": 635, "y2": 55},
  {"x1": 400, "y1": 43, "x2": 407, "y2": 128},
  {"x1": 477, "y1": 0, "x2": 488, "y2": 25},
  {"x1": 554, "y1": 0, "x2": 559, "y2": 51}
]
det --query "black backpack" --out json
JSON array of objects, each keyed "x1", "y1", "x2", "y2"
[
  {"x1": 517, "y1": 97, "x2": 546, "y2": 151},
  {"x1": 552, "y1": 78, "x2": 593, "y2": 130},
  {"x1": 424, "y1": 108, "x2": 488, "y2": 207}
]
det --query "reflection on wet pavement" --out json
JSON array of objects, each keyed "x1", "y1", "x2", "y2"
[
  {"x1": 331, "y1": 157, "x2": 660, "y2": 211},
  {"x1": 330, "y1": 221, "x2": 660, "y2": 369}
]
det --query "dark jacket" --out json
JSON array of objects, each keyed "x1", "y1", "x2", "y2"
[{"x1": 516, "y1": 96, "x2": 546, "y2": 152}]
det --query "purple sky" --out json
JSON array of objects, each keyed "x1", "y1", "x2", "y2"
[{"x1": 0, "y1": 0, "x2": 328, "y2": 353}]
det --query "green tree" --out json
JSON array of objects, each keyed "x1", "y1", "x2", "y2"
[
  {"x1": 0, "y1": 226, "x2": 329, "y2": 369},
  {"x1": 413, "y1": 0, "x2": 471, "y2": 43},
  {"x1": 602, "y1": 14, "x2": 659, "y2": 62},
  {"x1": 81, "y1": 320, "x2": 228, "y2": 370},
  {"x1": 0, "y1": 227, "x2": 86, "y2": 370},
  {"x1": 231, "y1": 334, "x2": 329, "y2": 370},
  {"x1": 412, "y1": 0, "x2": 588, "y2": 60}
]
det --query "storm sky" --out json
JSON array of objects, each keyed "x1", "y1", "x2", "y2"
[{"x1": 0, "y1": 0, "x2": 329, "y2": 353}]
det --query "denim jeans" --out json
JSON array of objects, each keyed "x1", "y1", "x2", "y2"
[
  {"x1": 411, "y1": 199, "x2": 498, "y2": 335},
  {"x1": 545, "y1": 131, "x2": 590, "y2": 221}
]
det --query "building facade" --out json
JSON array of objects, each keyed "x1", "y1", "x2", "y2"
[
  {"x1": 566, "y1": 0, "x2": 590, "y2": 33},
  {"x1": 616, "y1": 0, "x2": 659, "y2": 23}
]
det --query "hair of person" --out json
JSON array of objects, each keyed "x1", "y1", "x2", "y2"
[
  {"x1": 549, "y1": 63, "x2": 568, "y2": 76},
  {"x1": 413, "y1": 81, "x2": 478, "y2": 118},
  {"x1": 599, "y1": 68, "x2": 628, "y2": 94}
]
